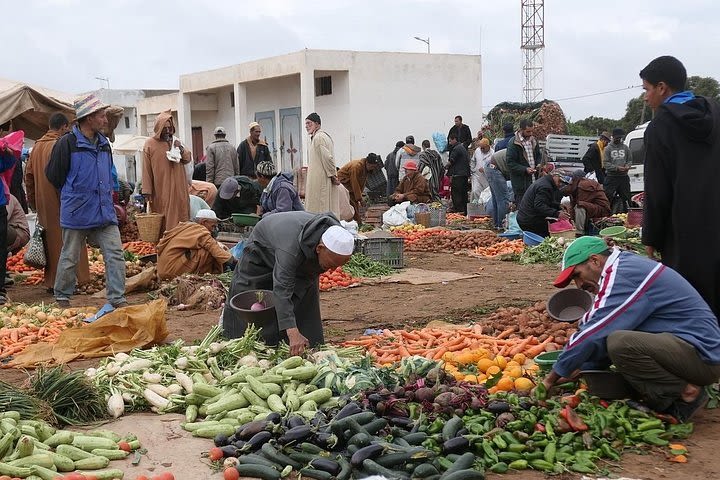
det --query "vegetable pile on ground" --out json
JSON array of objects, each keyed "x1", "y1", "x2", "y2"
[
  {"x1": 156, "y1": 273, "x2": 228, "y2": 310},
  {"x1": 122, "y1": 241, "x2": 156, "y2": 257},
  {"x1": 342, "y1": 322, "x2": 559, "y2": 366},
  {"x1": 6, "y1": 248, "x2": 35, "y2": 273},
  {"x1": 402, "y1": 229, "x2": 499, "y2": 253},
  {"x1": 445, "y1": 213, "x2": 466, "y2": 222},
  {"x1": 388, "y1": 224, "x2": 425, "y2": 236},
  {"x1": 319, "y1": 267, "x2": 361, "y2": 292},
  {"x1": 472, "y1": 239, "x2": 525, "y2": 258},
  {"x1": 513, "y1": 236, "x2": 567, "y2": 265},
  {"x1": 0, "y1": 304, "x2": 96, "y2": 362},
  {"x1": 608, "y1": 227, "x2": 646, "y2": 255},
  {"x1": 475, "y1": 302, "x2": 575, "y2": 348},
  {"x1": 341, "y1": 254, "x2": 394, "y2": 278}
]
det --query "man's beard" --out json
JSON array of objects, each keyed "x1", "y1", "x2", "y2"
[{"x1": 162, "y1": 130, "x2": 172, "y2": 141}]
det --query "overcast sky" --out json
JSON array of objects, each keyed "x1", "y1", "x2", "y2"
[{"x1": 7, "y1": 0, "x2": 720, "y2": 122}]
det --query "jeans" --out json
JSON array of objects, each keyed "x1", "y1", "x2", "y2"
[
  {"x1": 451, "y1": 176, "x2": 469, "y2": 215},
  {"x1": 604, "y1": 175, "x2": 632, "y2": 213},
  {"x1": 55, "y1": 225, "x2": 126, "y2": 306},
  {"x1": 608, "y1": 331, "x2": 720, "y2": 411},
  {"x1": 486, "y1": 165, "x2": 511, "y2": 229}
]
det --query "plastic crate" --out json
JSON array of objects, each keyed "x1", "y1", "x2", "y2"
[
  {"x1": 362, "y1": 237, "x2": 404, "y2": 268},
  {"x1": 353, "y1": 238, "x2": 364, "y2": 254},
  {"x1": 429, "y1": 206, "x2": 447, "y2": 227}
]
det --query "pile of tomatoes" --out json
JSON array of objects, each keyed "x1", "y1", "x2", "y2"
[{"x1": 319, "y1": 267, "x2": 361, "y2": 291}]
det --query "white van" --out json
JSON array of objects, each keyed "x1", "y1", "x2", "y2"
[{"x1": 624, "y1": 122, "x2": 649, "y2": 193}]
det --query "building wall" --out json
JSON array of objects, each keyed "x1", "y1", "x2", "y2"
[
  {"x1": 215, "y1": 86, "x2": 236, "y2": 145},
  {"x1": 314, "y1": 70, "x2": 351, "y2": 164}
]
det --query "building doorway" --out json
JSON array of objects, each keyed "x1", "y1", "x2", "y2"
[
  {"x1": 254, "y1": 111, "x2": 276, "y2": 160},
  {"x1": 191, "y1": 127, "x2": 204, "y2": 163},
  {"x1": 279, "y1": 107, "x2": 302, "y2": 172}
]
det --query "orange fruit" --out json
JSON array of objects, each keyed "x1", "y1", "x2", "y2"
[
  {"x1": 476, "y1": 358, "x2": 495, "y2": 373},
  {"x1": 464, "y1": 374, "x2": 479, "y2": 383},
  {"x1": 486, "y1": 365, "x2": 501, "y2": 376},
  {"x1": 495, "y1": 355, "x2": 508, "y2": 369},
  {"x1": 504, "y1": 365, "x2": 523, "y2": 379},
  {"x1": 496, "y1": 377, "x2": 515, "y2": 391},
  {"x1": 512, "y1": 353, "x2": 527, "y2": 365},
  {"x1": 514, "y1": 377, "x2": 534, "y2": 391}
]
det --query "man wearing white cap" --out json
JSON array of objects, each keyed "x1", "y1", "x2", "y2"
[
  {"x1": 237, "y1": 122, "x2": 272, "y2": 178},
  {"x1": 222, "y1": 211, "x2": 353, "y2": 354},
  {"x1": 156, "y1": 209, "x2": 234, "y2": 280},
  {"x1": 46, "y1": 93, "x2": 128, "y2": 318}
]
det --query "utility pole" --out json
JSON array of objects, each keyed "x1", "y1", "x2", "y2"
[
  {"x1": 521, "y1": 1, "x2": 544, "y2": 102},
  {"x1": 95, "y1": 76, "x2": 110, "y2": 89},
  {"x1": 413, "y1": 36, "x2": 430, "y2": 54}
]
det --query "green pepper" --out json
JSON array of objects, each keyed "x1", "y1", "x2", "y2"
[
  {"x1": 600, "y1": 442, "x2": 620, "y2": 461},
  {"x1": 559, "y1": 432, "x2": 575, "y2": 445},
  {"x1": 508, "y1": 443, "x2": 527, "y2": 453},
  {"x1": 501, "y1": 431, "x2": 521, "y2": 446},
  {"x1": 508, "y1": 459, "x2": 528, "y2": 470},
  {"x1": 555, "y1": 452, "x2": 573, "y2": 463},
  {"x1": 489, "y1": 462, "x2": 508, "y2": 473},
  {"x1": 524, "y1": 451, "x2": 545, "y2": 460},
  {"x1": 642, "y1": 433, "x2": 669, "y2": 446},
  {"x1": 532, "y1": 439, "x2": 549, "y2": 448},
  {"x1": 530, "y1": 459, "x2": 555, "y2": 471},
  {"x1": 543, "y1": 442, "x2": 557, "y2": 464},
  {"x1": 427, "y1": 418, "x2": 444, "y2": 434},
  {"x1": 637, "y1": 419, "x2": 663, "y2": 431},
  {"x1": 667, "y1": 423, "x2": 694, "y2": 438},
  {"x1": 492, "y1": 435, "x2": 508, "y2": 450},
  {"x1": 544, "y1": 419, "x2": 556, "y2": 439},
  {"x1": 534, "y1": 383, "x2": 547, "y2": 401},
  {"x1": 628, "y1": 409, "x2": 650, "y2": 419},
  {"x1": 504, "y1": 420, "x2": 526, "y2": 432},
  {"x1": 481, "y1": 439, "x2": 498, "y2": 464},
  {"x1": 570, "y1": 462, "x2": 595, "y2": 473},
  {"x1": 467, "y1": 423, "x2": 485, "y2": 435}
]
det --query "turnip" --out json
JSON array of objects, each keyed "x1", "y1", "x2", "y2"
[{"x1": 250, "y1": 291, "x2": 266, "y2": 311}]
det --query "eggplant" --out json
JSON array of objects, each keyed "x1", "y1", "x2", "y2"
[
  {"x1": 310, "y1": 412, "x2": 327, "y2": 428},
  {"x1": 351, "y1": 443, "x2": 384, "y2": 467},
  {"x1": 442, "y1": 436, "x2": 470, "y2": 454},
  {"x1": 265, "y1": 412, "x2": 282, "y2": 424},
  {"x1": 335, "y1": 402, "x2": 362, "y2": 420},
  {"x1": 309, "y1": 458, "x2": 342, "y2": 476},
  {"x1": 388, "y1": 417, "x2": 414, "y2": 428},
  {"x1": 220, "y1": 445, "x2": 238, "y2": 457},
  {"x1": 242, "y1": 431, "x2": 273, "y2": 451},
  {"x1": 233, "y1": 440, "x2": 247, "y2": 450},
  {"x1": 238, "y1": 420, "x2": 270, "y2": 440},
  {"x1": 487, "y1": 401, "x2": 511, "y2": 414},
  {"x1": 366, "y1": 394, "x2": 383, "y2": 405},
  {"x1": 278, "y1": 425, "x2": 314, "y2": 445},
  {"x1": 286, "y1": 415, "x2": 307, "y2": 429},
  {"x1": 313, "y1": 431, "x2": 339, "y2": 450},
  {"x1": 456, "y1": 428, "x2": 468, "y2": 437},
  {"x1": 214, "y1": 434, "x2": 230, "y2": 447}
]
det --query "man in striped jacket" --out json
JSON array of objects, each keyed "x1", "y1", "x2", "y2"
[{"x1": 541, "y1": 236, "x2": 720, "y2": 422}]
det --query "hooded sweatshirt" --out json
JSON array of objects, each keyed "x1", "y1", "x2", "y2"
[
  {"x1": 395, "y1": 144, "x2": 421, "y2": 180},
  {"x1": 260, "y1": 173, "x2": 304, "y2": 217},
  {"x1": 642, "y1": 95, "x2": 720, "y2": 317}
]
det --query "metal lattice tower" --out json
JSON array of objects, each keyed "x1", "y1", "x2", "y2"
[{"x1": 521, "y1": 0, "x2": 545, "y2": 102}]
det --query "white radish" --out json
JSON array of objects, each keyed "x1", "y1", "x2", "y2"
[
  {"x1": 107, "y1": 391, "x2": 125, "y2": 418},
  {"x1": 202, "y1": 372, "x2": 216, "y2": 384},
  {"x1": 143, "y1": 388, "x2": 170, "y2": 409},
  {"x1": 258, "y1": 359, "x2": 271, "y2": 369},
  {"x1": 85, "y1": 368, "x2": 97, "y2": 378},
  {"x1": 119, "y1": 359, "x2": 153, "y2": 373},
  {"x1": 142, "y1": 372, "x2": 163, "y2": 384},
  {"x1": 121, "y1": 392, "x2": 136, "y2": 403},
  {"x1": 105, "y1": 363, "x2": 120, "y2": 376},
  {"x1": 238, "y1": 354, "x2": 258, "y2": 367},
  {"x1": 114, "y1": 352, "x2": 131, "y2": 362},
  {"x1": 167, "y1": 384, "x2": 183, "y2": 395},
  {"x1": 147, "y1": 383, "x2": 171, "y2": 398},
  {"x1": 209, "y1": 342, "x2": 226, "y2": 355},
  {"x1": 174, "y1": 357, "x2": 189, "y2": 369},
  {"x1": 175, "y1": 371, "x2": 193, "y2": 393}
]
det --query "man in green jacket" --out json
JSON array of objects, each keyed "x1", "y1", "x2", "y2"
[{"x1": 506, "y1": 119, "x2": 542, "y2": 205}]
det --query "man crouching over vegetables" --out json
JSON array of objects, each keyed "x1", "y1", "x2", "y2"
[
  {"x1": 539, "y1": 236, "x2": 720, "y2": 422},
  {"x1": 222, "y1": 211, "x2": 354, "y2": 355}
]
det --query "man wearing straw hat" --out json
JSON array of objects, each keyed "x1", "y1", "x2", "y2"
[{"x1": 46, "y1": 93, "x2": 127, "y2": 319}]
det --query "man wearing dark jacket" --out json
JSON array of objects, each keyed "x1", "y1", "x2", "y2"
[
  {"x1": 582, "y1": 132, "x2": 611, "y2": 184},
  {"x1": 447, "y1": 115, "x2": 473, "y2": 149},
  {"x1": 206, "y1": 126, "x2": 239, "y2": 188},
  {"x1": 447, "y1": 134, "x2": 471, "y2": 214},
  {"x1": 213, "y1": 175, "x2": 262, "y2": 217},
  {"x1": 237, "y1": 122, "x2": 272, "y2": 178},
  {"x1": 640, "y1": 55, "x2": 720, "y2": 318},
  {"x1": 385, "y1": 140, "x2": 404, "y2": 196},
  {"x1": 517, "y1": 173, "x2": 571, "y2": 237},
  {"x1": 256, "y1": 162, "x2": 303, "y2": 217},
  {"x1": 494, "y1": 123, "x2": 515, "y2": 151},
  {"x1": 222, "y1": 212, "x2": 353, "y2": 354},
  {"x1": 506, "y1": 119, "x2": 543, "y2": 205}
]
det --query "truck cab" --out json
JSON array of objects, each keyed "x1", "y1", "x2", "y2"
[{"x1": 624, "y1": 122, "x2": 649, "y2": 193}]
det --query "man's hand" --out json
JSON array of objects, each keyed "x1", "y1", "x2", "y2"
[
  {"x1": 173, "y1": 139, "x2": 182, "y2": 149},
  {"x1": 526, "y1": 167, "x2": 536, "y2": 175},
  {"x1": 646, "y1": 246, "x2": 658, "y2": 260},
  {"x1": 331, "y1": 176, "x2": 340, "y2": 186},
  {"x1": 395, "y1": 194, "x2": 405, "y2": 202},
  {"x1": 286, "y1": 328, "x2": 309, "y2": 356},
  {"x1": 256, "y1": 205, "x2": 263, "y2": 216}
]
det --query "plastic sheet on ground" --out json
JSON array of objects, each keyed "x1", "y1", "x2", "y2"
[{"x1": 5, "y1": 299, "x2": 169, "y2": 368}]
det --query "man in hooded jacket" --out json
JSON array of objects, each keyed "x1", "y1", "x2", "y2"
[
  {"x1": 256, "y1": 161, "x2": 304, "y2": 217},
  {"x1": 142, "y1": 112, "x2": 192, "y2": 232},
  {"x1": 222, "y1": 212, "x2": 353, "y2": 355},
  {"x1": 395, "y1": 135, "x2": 421, "y2": 181},
  {"x1": 640, "y1": 55, "x2": 720, "y2": 318}
]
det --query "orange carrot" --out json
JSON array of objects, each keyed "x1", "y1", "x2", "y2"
[{"x1": 525, "y1": 336, "x2": 554, "y2": 357}]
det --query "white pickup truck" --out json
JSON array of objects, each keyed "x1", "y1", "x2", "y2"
[{"x1": 544, "y1": 132, "x2": 646, "y2": 193}]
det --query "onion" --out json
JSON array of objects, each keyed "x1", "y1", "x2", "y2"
[{"x1": 250, "y1": 302, "x2": 266, "y2": 311}]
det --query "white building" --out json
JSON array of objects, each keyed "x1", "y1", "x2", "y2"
[{"x1": 154, "y1": 49, "x2": 482, "y2": 172}]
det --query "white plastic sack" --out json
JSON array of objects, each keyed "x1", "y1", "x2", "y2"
[
  {"x1": 383, "y1": 201, "x2": 411, "y2": 227},
  {"x1": 341, "y1": 220, "x2": 359, "y2": 236},
  {"x1": 479, "y1": 186, "x2": 492, "y2": 205}
]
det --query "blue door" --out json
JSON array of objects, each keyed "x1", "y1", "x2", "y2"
[{"x1": 279, "y1": 107, "x2": 302, "y2": 172}]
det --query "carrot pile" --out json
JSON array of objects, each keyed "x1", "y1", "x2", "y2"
[
  {"x1": 402, "y1": 229, "x2": 499, "y2": 253},
  {"x1": 343, "y1": 324, "x2": 556, "y2": 365},
  {"x1": 473, "y1": 239, "x2": 525, "y2": 257},
  {"x1": 446, "y1": 213, "x2": 466, "y2": 222},
  {"x1": 0, "y1": 304, "x2": 96, "y2": 360},
  {"x1": 123, "y1": 241, "x2": 156, "y2": 256},
  {"x1": 319, "y1": 267, "x2": 361, "y2": 292},
  {"x1": 23, "y1": 272, "x2": 44, "y2": 286}
]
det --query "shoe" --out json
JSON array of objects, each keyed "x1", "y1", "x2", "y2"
[
  {"x1": 113, "y1": 302, "x2": 129, "y2": 309},
  {"x1": 46, "y1": 288, "x2": 54, "y2": 294},
  {"x1": 85, "y1": 303, "x2": 115, "y2": 323},
  {"x1": 57, "y1": 299, "x2": 71, "y2": 308},
  {"x1": 667, "y1": 389, "x2": 709, "y2": 423}
]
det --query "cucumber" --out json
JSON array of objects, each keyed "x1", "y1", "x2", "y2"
[
  {"x1": 376, "y1": 451, "x2": 427, "y2": 468},
  {"x1": 403, "y1": 432, "x2": 428, "y2": 445},
  {"x1": 362, "y1": 458, "x2": 411, "y2": 480},
  {"x1": 74, "y1": 455, "x2": 111, "y2": 470},
  {"x1": 440, "y1": 452, "x2": 476, "y2": 478},
  {"x1": 442, "y1": 416, "x2": 463, "y2": 442},
  {"x1": 246, "y1": 376, "x2": 271, "y2": 400},
  {"x1": 235, "y1": 463, "x2": 281, "y2": 480},
  {"x1": 56, "y1": 444, "x2": 96, "y2": 461},
  {"x1": 91, "y1": 448, "x2": 131, "y2": 460},
  {"x1": 441, "y1": 469, "x2": 486, "y2": 480},
  {"x1": 75, "y1": 468, "x2": 124, "y2": 479},
  {"x1": 413, "y1": 463, "x2": 440, "y2": 478},
  {"x1": 298, "y1": 468, "x2": 333, "y2": 480},
  {"x1": 348, "y1": 432, "x2": 372, "y2": 448},
  {"x1": 237, "y1": 453, "x2": 281, "y2": 469},
  {"x1": 260, "y1": 443, "x2": 302, "y2": 470}
]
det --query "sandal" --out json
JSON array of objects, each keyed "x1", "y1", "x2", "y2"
[{"x1": 85, "y1": 303, "x2": 115, "y2": 323}]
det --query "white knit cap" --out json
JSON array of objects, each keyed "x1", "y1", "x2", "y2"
[
  {"x1": 195, "y1": 209, "x2": 218, "y2": 221},
  {"x1": 321, "y1": 225, "x2": 355, "y2": 255}
]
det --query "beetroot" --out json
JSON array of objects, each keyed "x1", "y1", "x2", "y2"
[
  {"x1": 250, "y1": 291, "x2": 266, "y2": 311},
  {"x1": 415, "y1": 387, "x2": 435, "y2": 403}
]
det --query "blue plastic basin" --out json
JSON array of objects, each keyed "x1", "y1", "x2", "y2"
[{"x1": 523, "y1": 231, "x2": 545, "y2": 246}]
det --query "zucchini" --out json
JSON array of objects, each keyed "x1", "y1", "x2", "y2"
[
  {"x1": 299, "y1": 387, "x2": 333, "y2": 405},
  {"x1": 241, "y1": 386, "x2": 269, "y2": 409},
  {"x1": 274, "y1": 356, "x2": 305, "y2": 370},
  {"x1": 0, "y1": 432, "x2": 14, "y2": 458},
  {"x1": 72, "y1": 435, "x2": 118, "y2": 452},
  {"x1": 282, "y1": 366, "x2": 318, "y2": 381},
  {"x1": 285, "y1": 389, "x2": 300, "y2": 411},
  {"x1": 298, "y1": 468, "x2": 333, "y2": 480},
  {"x1": 266, "y1": 394, "x2": 287, "y2": 414},
  {"x1": 85, "y1": 429, "x2": 122, "y2": 443},
  {"x1": 363, "y1": 458, "x2": 411, "y2": 480},
  {"x1": 44, "y1": 431, "x2": 74, "y2": 448},
  {"x1": 182, "y1": 420, "x2": 221, "y2": 432},
  {"x1": 192, "y1": 383, "x2": 223, "y2": 398},
  {"x1": 192, "y1": 425, "x2": 235, "y2": 438},
  {"x1": 74, "y1": 455, "x2": 111, "y2": 470},
  {"x1": 45, "y1": 452, "x2": 76, "y2": 472},
  {"x1": 0, "y1": 411, "x2": 20, "y2": 421},
  {"x1": 91, "y1": 448, "x2": 131, "y2": 460},
  {"x1": 441, "y1": 469, "x2": 485, "y2": 480},
  {"x1": 260, "y1": 443, "x2": 302, "y2": 470},
  {"x1": 9, "y1": 454, "x2": 55, "y2": 468},
  {"x1": 28, "y1": 465, "x2": 61, "y2": 480},
  {"x1": 20, "y1": 425, "x2": 39, "y2": 439},
  {"x1": 0, "y1": 463, "x2": 32, "y2": 478},
  {"x1": 75, "y1": 468, "x2": 124, "y2": 479},
  {"x1": 185, "y1": 404, "x2": 199, "y2": 423},
  {"x1": 264, "y1": 383, "x2": 283, "y2": 396},
  {"x1": 246, "y1": 376, "x2": 271, "y2": 400},
  {"x1": 235, "y1": 463, "x2": 281, "y2": 480},
  {"x1": 299, "y1": 400, "x2": 318, "y2": 412},
  {"x1": 259, "y1": 374, "x2": 290, "y2": 384},
  {"x1": 206, "y1": 393, "x2": 250, "y2": 415},
  {"x1": 221, "y1": 367, "x2": 264, "y2": 385},
  {"x1": 56, "y1": 444, "x2": 96, "y2": 461}
]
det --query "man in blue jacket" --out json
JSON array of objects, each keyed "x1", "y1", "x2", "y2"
[
  {"x1": 541, "y1": 236, "x2": 720, "y2": 422},
  {"x1": 46, "y1": 94, "x2": 127, "y2": 318},
  {"x1": 256, "y1": 161, "x2": 303, "y2": 217}
]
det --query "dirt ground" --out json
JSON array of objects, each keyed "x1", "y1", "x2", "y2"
[{"x1": 0, "y1": 252, "x2": 717, "y2": 479}]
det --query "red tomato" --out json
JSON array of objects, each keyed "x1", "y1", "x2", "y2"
[
  {"x1": 223, "y1": 468, "x2": 240, "y2": 480},
  {"x1": 118, "y1": 441, "x2": 132, "y2": 452},
  {"x1": 208, "y1": 447, "x2": 224, "y2": 461}
]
